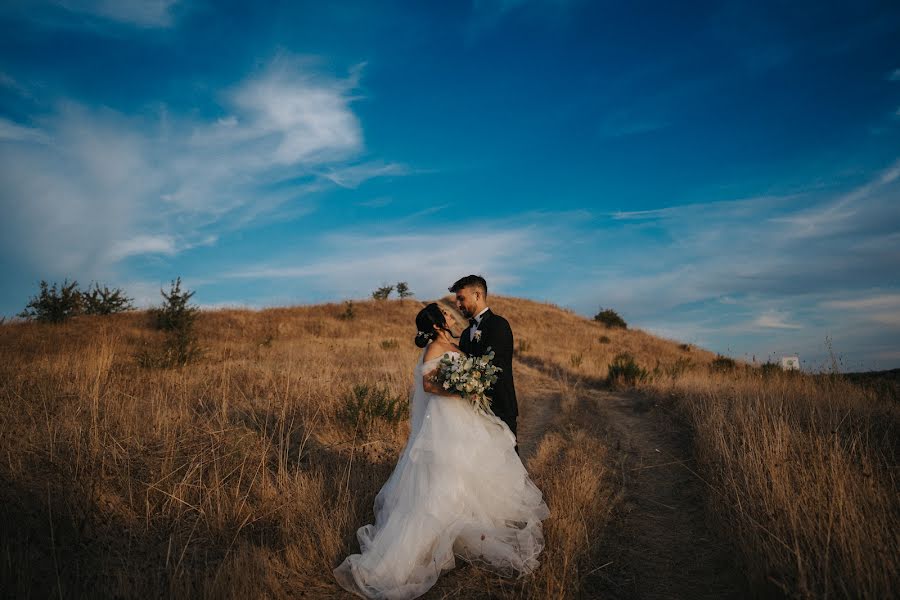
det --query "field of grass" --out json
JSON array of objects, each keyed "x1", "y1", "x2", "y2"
[
  {"x1": 1, "y1": 296, "x2": 896, "y2": 598},
  {"x1": 643, "y1": 369, "x2": 899, "y2": 597}
]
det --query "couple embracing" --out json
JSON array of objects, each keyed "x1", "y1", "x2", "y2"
[{"x1": 334, "y1": 275, "x2": 550, "y2": 599}]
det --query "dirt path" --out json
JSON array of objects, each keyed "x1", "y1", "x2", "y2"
[
  {"x1": 512, "y1": 357, "x2": 747, "y2": 599},
  {"x1": 427, "y1": 360, "x2": 748, "y2": 599},
  {"x1": 578, "y1": 387, "x2": 747, "y2": 599}
]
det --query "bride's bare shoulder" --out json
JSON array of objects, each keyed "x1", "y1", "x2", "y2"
[{"x1": 423, "y1": 341, "x2": 457, "y2": 363}]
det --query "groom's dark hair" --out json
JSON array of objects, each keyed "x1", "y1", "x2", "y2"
[{"x1": 449, "y1": 275, "x2": 487, "y2": 296}]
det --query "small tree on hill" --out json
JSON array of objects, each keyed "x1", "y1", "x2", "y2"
[
  {"x1": 709, "y1": 355, "x2": 736, "y2": 373},
  {"x1": 153, "y1": 277, "x2": 198, "y2": 332},
  {"x1": 81, "y1": 282, "x2": 135, "y2": 315},
  {"x1": 372, "y1": 284, "x2": 394, "y2": 301},
  {"x1": 594, "y1": 307, "x2": 627, "y2": 329},
  {"x1": 142, "y1": 277, "x2": 202, "y2": 367},
  {"x1": 396, "y1": 282, "x2": 413, "y2": 299},
  {"x1": 339, "y1": 300, "x2": 355, "y2": 320},
  {"x1": 18, "y1": 279, "x2": 83, "y2": 323}
]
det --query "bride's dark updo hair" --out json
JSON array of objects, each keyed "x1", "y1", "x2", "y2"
[{"x1": 414, "y1": 303, "x2": 449, "y2": 348}]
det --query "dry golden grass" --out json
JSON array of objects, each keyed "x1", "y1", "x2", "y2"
[
  {"x1": 644, "y1": 369, "x2": 899, "y2": 598},
  {"x1": 1, "y1": 295, "x2": 896, "y2": 598},
  {"x1": 0, "y1": 297, "x2": 620, "y2": 598}
]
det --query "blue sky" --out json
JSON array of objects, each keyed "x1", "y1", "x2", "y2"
[{"x1": 1, "y1": 1, "x2": 899, "y2": 370}]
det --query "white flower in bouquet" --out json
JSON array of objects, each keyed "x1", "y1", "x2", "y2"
[{"x1": 431, "y1": 349, "x2": 502, "y2": 415}]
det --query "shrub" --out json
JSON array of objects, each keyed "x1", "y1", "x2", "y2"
[
  {"x1": 517, "y1": 339, "x2": 531, "y2": 353},
  {"x1": 598, "y1": 335, "x2": 611, "y2": 344},
  {"x1": 151, "y1": 277, "x2": 197, "y2": 332},
  {"x1": 340, "y1": 384, "x2": 408, "y2": 431},
  {"x1": 569, "y1": 353, "x2": 583, "y2": 368},
  {"x1": 396, "y1": 282, "x2": 413, "y2": 299},
  {"x1": 18, "y1": 279, "x2": 83, "y2": 323},
  {"x1": 678, "y1": 343, "x2": 691, "y2": 352},
  {"x1": 709, "y1": 355, "x2": 737, "y2": 373},
  {"x1": 140, "y1": 277, "x2": 202, "y2": 368},
  {"x1": 380, "y1": 339, "x2": 399, "y2": 350},
  {"x1": 339, "y1": 300, "x2": 355, "y2": 320},
  {"x1": 665, "y1": 357, "x2": 694, "y2": 380},
  {"x1": 607, "y1": 352, "x2": 648, "y2": 386},
  {"x1": 372, "y1": 285, "x2": 394, "y2": 301},
  {"x1": 594, "y1": 308, "x2": 627, "y2": 329},
  {"x1": 759, "y1": 362, "x2": 781, "y2": 377},
  {"x1": 81, "y1": 282, "x2": 135, "y2": 315},
  {"x1": 19, "y1": 279, "x2": 134, "y2": 323}
]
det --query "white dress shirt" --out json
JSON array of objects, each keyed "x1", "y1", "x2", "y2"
[{"x1": 469, "y1": 307, "x2": 490, "y2": 341}]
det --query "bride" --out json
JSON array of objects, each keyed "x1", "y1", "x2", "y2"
[{"x1": 333, "y1": 303, "x2": 550, "y2": 599}]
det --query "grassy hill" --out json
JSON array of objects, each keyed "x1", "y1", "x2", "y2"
[{"x1": 1, "y1": 296, "x2": 896, "y2": 598}]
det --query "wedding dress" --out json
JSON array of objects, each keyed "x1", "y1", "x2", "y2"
[{"x1": 333, "y1": 350, "x2": 550, "y2": 599}]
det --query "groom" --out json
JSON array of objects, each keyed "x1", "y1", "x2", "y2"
[{"x1": 450, "y1": 275, "x2": 519, "y2": 452}]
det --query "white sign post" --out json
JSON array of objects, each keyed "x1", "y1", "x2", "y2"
[{"x1": 781, "y1": 356, "x2": 800, "y2": 371}]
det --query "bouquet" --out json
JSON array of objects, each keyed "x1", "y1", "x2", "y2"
[{"x1": 430, "y1": 349, "x2": 502, "y2": 415}]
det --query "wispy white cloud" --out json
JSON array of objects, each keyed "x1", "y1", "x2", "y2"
[
  {"x1": 10, "y1": 0, "x2": 184, "y2": 28},
  {"x1": 819, "y1": 293, "x2": 900, "y2": 329},
  {"x1": 824, "y1": 293, "x2": 900, "y2": 311},
  {"x1": 610, "y1": 194, "x2": 794, "y2": 223},
  {"x1": 871, "y1": 312, "x2": 900, "y2": 327},
  {"x1": 106, "y1": 233, "x2": 217, "y2": 262},
  {"x1": 321, "y1": 161, "x2": 410, "y2": 188},
  {"x1": 754, "y1": 310, "x2": 803, "y2": 330},
  {"x1": 0, "y1": 118, "x2": 47, "y2": 143},
  {"x1": 0, "y1": 56, "x2": 406, "y2": 281},
  {"x1": 219, "y1": 225, "x2": 545, "y2": 299},
  {"x1": 108, "y1": 234, "x2": 176, "y2": 261},
  {"x1": 556, "y1": 161, "x2": 900, "y2": 366},
  {"x1": 0, "y1": 72, "x2": 34, "y2": 99},
  {"x1": 223, "y1": 60, "x2": 363, "y2": 165}
]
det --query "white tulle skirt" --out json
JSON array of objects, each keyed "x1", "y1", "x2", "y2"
[{"x1": 333, "y1": 351, "x2": 549, "y2": 599}]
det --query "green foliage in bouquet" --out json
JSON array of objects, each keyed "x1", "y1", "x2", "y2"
[{"x1": 431, "y1": 350, "x2": 502, "y2": 415}]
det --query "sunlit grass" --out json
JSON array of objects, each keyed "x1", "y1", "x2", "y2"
[{"x1": 1, "y1": 296, "x2": 895, "y2": 598}]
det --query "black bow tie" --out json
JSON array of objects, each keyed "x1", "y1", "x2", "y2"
[{"x1": 469, "y1": 318, "x2": 478, "y2": 328}]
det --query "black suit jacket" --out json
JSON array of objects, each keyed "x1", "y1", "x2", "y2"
[{"x1": 458, "y1": 309, "x2": 518, "y2": 420}]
